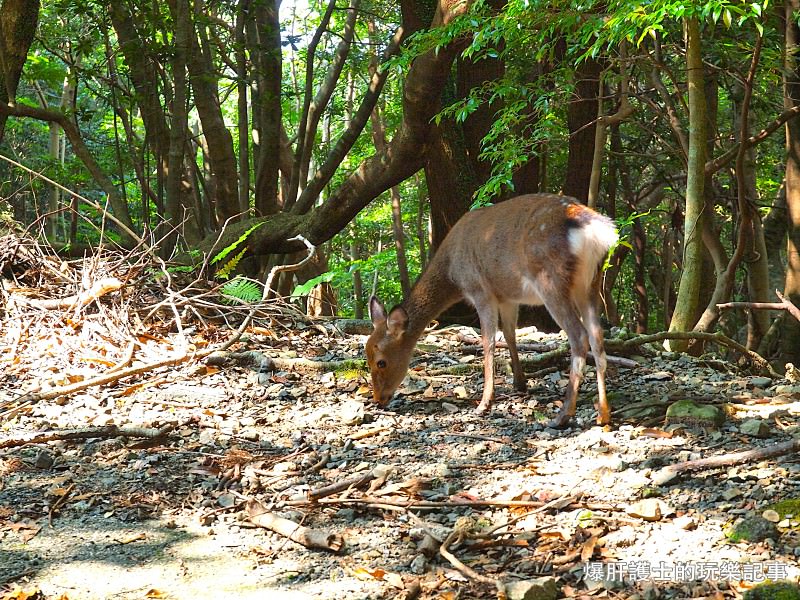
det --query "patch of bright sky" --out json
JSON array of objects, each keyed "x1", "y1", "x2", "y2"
[{"x1": 279, "y1": 0, "x2": 314, "y2": 52}]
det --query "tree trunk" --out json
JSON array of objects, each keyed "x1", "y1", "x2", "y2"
[
  {"x1": 668, "y1": 17, "x2": 707, "y2": 349},
  {"x1": 0, "y1": 0, "x2": 40, "y2": 141},
  {"x1": 782, "y1": 0, "x2": 800, "y2": 367},
  {"x1": 249, "y1": 1, "x2": 282, "y2": 216},
  {"x1": 186, "y1": 0, "x2": 240, "y2": 225},
  {"x1": 369, "y1": 17, "x2": 411, "y2": 298},
  {"x1": 563, "y1": 59, "x2": 601, "y2": 201}
]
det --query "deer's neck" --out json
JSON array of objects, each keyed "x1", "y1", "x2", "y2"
[{"x1": 402, "y1": 252, "x2": 462, "y2": 340}]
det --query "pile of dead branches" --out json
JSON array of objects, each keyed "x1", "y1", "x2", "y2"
[{"x1": 0, "y1": 229, "x2": 308, "y2": 418}]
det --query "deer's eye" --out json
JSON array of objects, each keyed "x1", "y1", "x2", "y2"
[{"x1": 377, "y1": 359, "x2": 387, "y2": 369}]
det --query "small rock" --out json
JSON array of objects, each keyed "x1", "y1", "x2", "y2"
[
  {"x1": 626, "y1": 498, "x2": 673, "y2": 521},
  {"x1": 34, "y1": 451, "x2": 54, "y2": 470},
  {"x1": 722, "y1": 488, "x2": 743, "y2": 501},
  {"x1": 335, "y1": 508, "x2": 357, "y2": 522},
  {"x1": 340, "y1": 400, "x2": 365, "y2": 425},
  {"x1": 504, "y1": 577, "x2": 560, "y2": 600},
  {"x1": 441, "y1": 402, "x2": 459, "y2": 414},
  {"x1": 743, "y1": 581, "x2": 800, "y2": 600},
  {"x1": 740, "y1": 418, "x2": 770, "y2": 438},
  {"x1": 198, "y1": 429, "x2": 217, "y2": 446},
  {"x1": 665, "y1": 400, "x2": 725, "y2": 428},
  {"x1": 643, "y1": 371, "x2": 672, "y2": 381},
  {"x1": 748, "y1": 376, "x2": 773, "y2": 389},
  {"x1": 727, "y1": 515, "x2": 779, "y2": 543},
  {"x1": 409, "y1": 554, "x2": 427, "y2": 574},
  {"x1": 673, "y1": 514, "x2": 697, "y2": 530},
  {"x1": 453, "y1": 386, "x2": 469, "y2": 398}
]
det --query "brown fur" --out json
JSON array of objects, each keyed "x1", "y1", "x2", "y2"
[{"x1": 367, "y1": 193, "x2": 618, "y2": 427}]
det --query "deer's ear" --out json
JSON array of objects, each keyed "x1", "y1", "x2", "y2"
[
  {"x1": 386, "y1": 306, "x2": 409, "y2": 336},
  {"x1": 369, "y1": 296, "x2": 387, "y2": 325}
]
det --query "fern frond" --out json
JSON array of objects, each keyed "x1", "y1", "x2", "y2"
[
  {"x1": 220, "y1": 277, "x2": 263, "y2": 304},
  {"x1": 216, "y1": 248, "x2": 246, "y2": 280}
]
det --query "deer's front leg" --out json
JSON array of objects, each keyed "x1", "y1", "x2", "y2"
[{"x1": 474, "y1": 301, "x2": 498, "y2": 414}]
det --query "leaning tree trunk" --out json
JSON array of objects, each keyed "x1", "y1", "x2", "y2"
[{"x1": 0, "y1": 0, "x2": 40, "y2": 142}]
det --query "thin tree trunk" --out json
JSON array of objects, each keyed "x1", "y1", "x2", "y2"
[
  {"x1": 351, "y1": 235, "x2": 364, "y2": 320},
  {"x1": 694, "y1": 34, "x2": 763, "y2": 335},
  {"x1": 368, "y1": 18, "x2": 411, "y2": 298},
  {"x1": 668, "y1": 17, "x2": 707, "y2": 349},
  {"x1": 235, "y1": 0, "x2": 250, "y2": 216},
  {"x1": 782, "y1": 0, "x2": 800, "y2": 367}
]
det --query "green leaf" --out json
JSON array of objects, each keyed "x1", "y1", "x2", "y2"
[{"x1": 291, "y1": 271, "x2": 336, "y2": 298}]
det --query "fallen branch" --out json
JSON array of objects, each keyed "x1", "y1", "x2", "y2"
[
  {"x1": 2, "y1": 352, "x2": 194, "y2": 412},
  {"x1": 0, "y1": 423, "x2": 176, "y2": 449},
  {"x1": 651, "y1": 438, "x2": 800, "y2": 485},
  {"x1": 285, "y1": 495, "x2": 616, "y2": 512},
  {"x1": 246, "y1": 499, "x2": 344, "y2": 552},
  {"x1": 429, "y1": 352, "x2": 637, "y2": 377},
  {"x1": 306, "y1": 465, "x2": 392, "y2": 501},
  {"x1": 10, "y1": 277, "x2": 124, "y2": 311},
  {"x1": 440, "y1": 528, "x2": 503, "y2": 592},
  {"x1": 610, "y1": 330, "x2": 778, "y2": 377}
]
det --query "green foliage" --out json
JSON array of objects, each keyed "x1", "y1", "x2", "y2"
[
  {"x1": 291, "y1": 271, "x2": 336, "y2": 298},
  {"x1": 215, "y1": 248, "x2": 246, "y2": 280},
  {"x1": 220, "y1": 277, "x2": 263, "y2": 304},
  {"x1": 211, "y1": 223, "x2": 264, "y2": 279}
]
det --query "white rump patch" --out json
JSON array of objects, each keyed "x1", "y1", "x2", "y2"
[{"x1": 568, "y1": 217, "x2": 619, "y2": 293}]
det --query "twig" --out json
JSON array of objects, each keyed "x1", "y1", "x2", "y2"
[
  {"x1": 284, "y1": 495, "x2": 616, "y2": 511},
  {"x1": 306, "y1": 465, "x2": 392, "y2": 501},
  {"x1": 0, "y1": 424, "x2": 176, "y2": 449},
  {"x1": 349, "y1": 426, "x2": 392, "y2": 441},
  {"x1": 717, "y1": 290, "x2": 800, "y2": 324},
  {"x1": 652, "y1": 438, "x2": 800, "y2": 485},
  {"x1": 246, "y1": 499, "x2": 344, "y2": 552},
  {"x1": 440, "y1": 529, "x2": 504, "y2": 595},
  {"x1": 2, "y1": 352, "x2": 195, "y2": 411}
]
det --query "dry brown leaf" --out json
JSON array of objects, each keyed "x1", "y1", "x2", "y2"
[
  {"x1": 384, "y1": 572, "x2": 405, "y2": 589},
  {"x1": 640, "y1": 428, "x2": 674, "y2": 438},
  {"x1": 352, "y1": 566, "x2": 386, "y2": 580},
  {"x1": 248, "y1": 326, "x2": 273, "y2": 336},
  {"x1": 1, "y1": 586, "x2": 42, "y2": 600},
  {"x1": 144, "y1": 589, "x2": 168, "y2": 598},
  {"x1": 580, "y1": 535, "x2": 598, "y2": 561}
]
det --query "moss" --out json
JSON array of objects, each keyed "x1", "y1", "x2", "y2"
[
  {"x1": 727, "y1": 516, "x2": 779, "y2": 543},
  {"x1": 743, "y1": 582, "x2": 800, "y2": 600},
  {"x1": 333, "y1": 360, "x2": 368, "y2": 378},
  {"x1": 665, "y1": 399, "x2": 725, "y2": 428},
  {"x1": 765, "y1": 499, "x2": 800, "y2": 519}
]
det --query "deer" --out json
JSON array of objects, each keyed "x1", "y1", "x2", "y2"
[{"x1": 365, "y1": 193, "x2": 618, "y2": 428}]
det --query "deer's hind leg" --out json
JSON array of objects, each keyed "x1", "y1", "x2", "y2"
[{"x1": 499, "y1": 303, "x2": 526, "y2": 392}]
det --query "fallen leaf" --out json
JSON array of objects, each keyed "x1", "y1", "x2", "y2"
[
  {"x1": 384, "y1": 572, "x2": 405, "y2": 589},
  {"x1": 580, "y1": 535, "x2": 598, "y2": 561},
  {"x1": 640, "y1": 428, "x2": 673, "y2": 438},
  {"x1": 352, "y1": 566, "x2": 386, "y2": 581}
]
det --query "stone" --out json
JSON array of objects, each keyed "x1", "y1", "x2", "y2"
[{"x1": 504, "y1": 577, "x2": 560, "y2": 600}]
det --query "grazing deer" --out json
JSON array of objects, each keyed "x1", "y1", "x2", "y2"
[{"x1": 366, "y1": 193, "x2": 618, "y2": 428}]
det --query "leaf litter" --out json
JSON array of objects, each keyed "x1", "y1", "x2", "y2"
[{"x1": 1, "y1": 239, "x2": 800, "y2": 599}]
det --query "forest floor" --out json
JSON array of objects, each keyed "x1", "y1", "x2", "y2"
[{"x1": 2, "y1": 309, "x2": 800, "y2": 600}]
